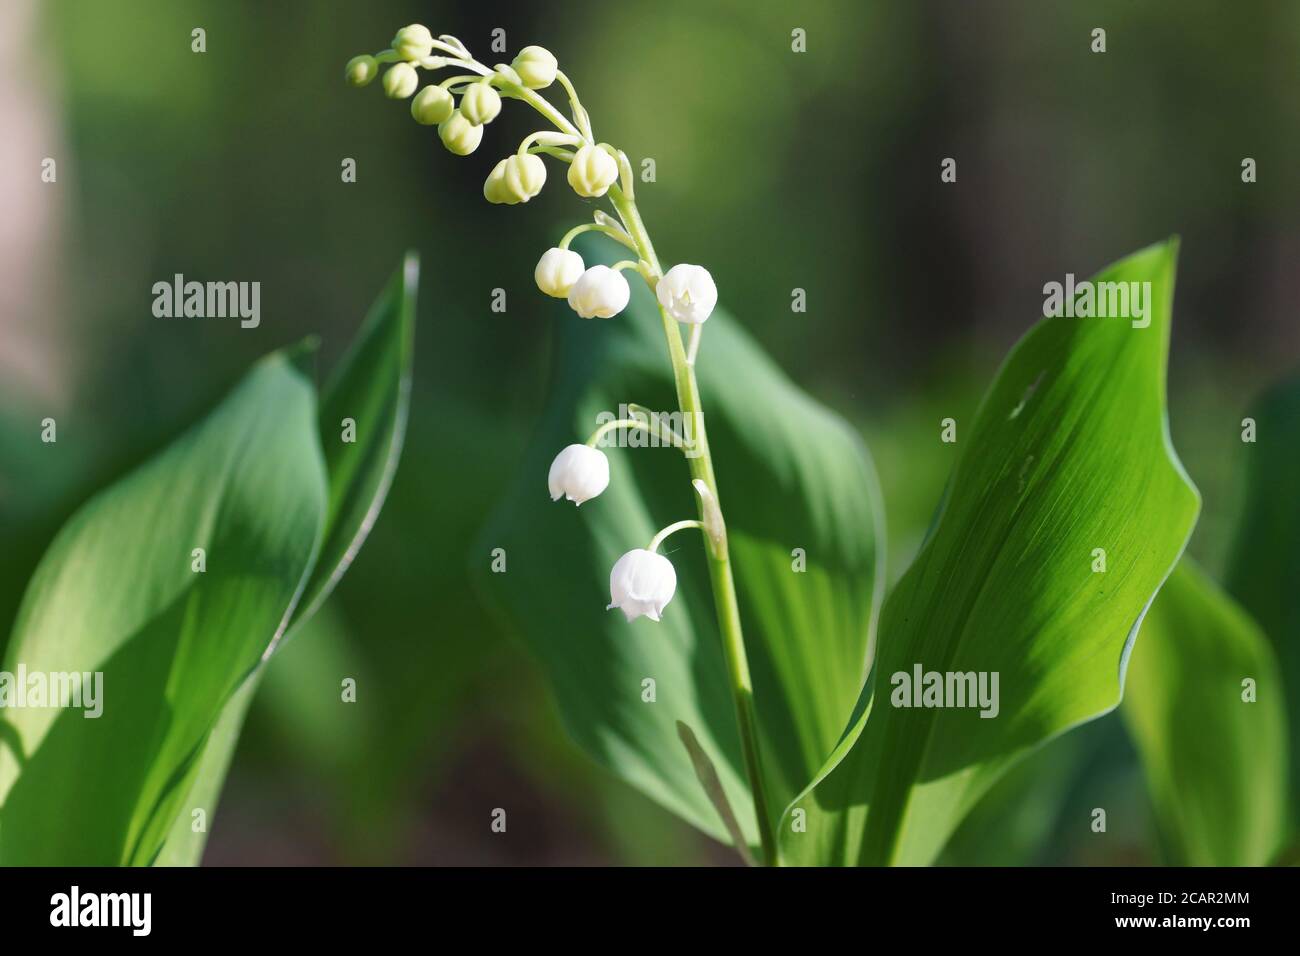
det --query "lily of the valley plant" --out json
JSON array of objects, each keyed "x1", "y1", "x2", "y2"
[
  {"x1": 343, "y1": 27, "x2": 1269, "y2": 873},
  {"x1": 346, "y1": 26, "x2": 779, "y2": 862}
]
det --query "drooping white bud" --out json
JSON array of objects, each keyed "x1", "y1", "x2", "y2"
[
  {"x1": 656, "y1": 264, "x2": 718, "y2": 325},
  {"x1": 382, "y1": 62, "x2": 419, "y2": 99},
  {"x1": 548, "y1": 444, "x2": 610, "y2": 506},
  {"x1": 607, "y1": 549, "x2": 677, "y2": 623},
  {"x1": 503, "y1": 153, "x2": 546, "y2": 202},
  {"x1": 511, "y1": 46, "x2": 559, "y2": 89},
  {"x1": 460, "y1": 82, "x2": 502, "y2": 126},
  {"x1": 568, "y1": 266, "x2": 630, "y2": 319},
  {"x1": 484, "y1": 159, "x2": 511, "y2": 204},
  {"x1": 567, "y1": 144, "x2": 619, "y2": 198},
  {"x1": 392, "y1": 24, "x2": 435, "y2": 61},
  {"x1": 411, "y1": 85, "x2": 454, "y2": 125},
  {"x1": 484, "y1": 154, "x2": 547, "y2": 204},
  {"x1": 438, "y1": 111, "x2": 483, "y2": 155},
  {"x1": 535, "y1": 248, "x2": 585, "y2": 297}
]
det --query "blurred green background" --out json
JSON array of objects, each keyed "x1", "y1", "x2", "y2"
[{"x1": 0, "y1": 0, "x2": 1295, "y2": 864}]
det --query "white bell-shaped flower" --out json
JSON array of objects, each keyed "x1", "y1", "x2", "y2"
[
  {"x1": 547, "y1": 444, "x2": 609, "y2": 506},
  {"x1": 656, "y1": 263, "x2": 718, "y2": 325},
  {"x1": 535, "y1": 248, "x2": 585, "y2": 298},
  {"x1": 568, "y1": 265, "x2": 630, "y2": 319},
  {"x1": 607, "y1": 549, "x2": 677, "y2": 623}
]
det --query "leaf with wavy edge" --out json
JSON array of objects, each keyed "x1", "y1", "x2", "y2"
[{"x1": 780, "y1": 239, "x2": 1198, "y2": 865}]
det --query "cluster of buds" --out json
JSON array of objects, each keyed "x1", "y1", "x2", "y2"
[
  {"x1": 347, "y1": 27, "x2": 725, "y2": 622},
  {"x1": 346, "y1": 26, "x2": 557, "y2": 163}
]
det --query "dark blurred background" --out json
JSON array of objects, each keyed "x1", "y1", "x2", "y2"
[{"x1": 0, "y1": 0, "x2": 1295, "y2": 864}]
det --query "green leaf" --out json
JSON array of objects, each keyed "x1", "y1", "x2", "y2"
[
  {"x1": 940, "y1": 718, "x2": 1106, "y2": 866},
  {"x1": 1122, "y1": 559, "x2": 1288, "y2": 865},
  {"x1": 1225, "y1": 373, "x2": 1300, "y2": 805},
  {"x1": 780, "y1": 238, "x2": 1199, "y2": 865},
  {"x1": 0, "y1": 352, "x2": 327, "y2": 865},
  {"x1": 676, "y1": 721, "x2": 754, "y2": 864},
  {"x1": 285, "y1": 251, "x2": 419, "y2": 642},
  {"x1": 153, "y1": 253, "x2": 420, "y2": 865},
  {"x1": 475, "y1": 236, "x2": 883, "y2": 849},
  {"x1": 152, "y1": 672, "x2": 262, "y2": 866},
  {"x1": 0, "y1": 255, "x2": 419, "y2": 866}
]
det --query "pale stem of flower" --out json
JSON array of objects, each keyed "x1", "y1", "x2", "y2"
[
  {"x1": 560, "y1": 222, "x2": 637, "y2": 253},
  {"x1": 527, "y1": 145, "x2": 575, "y2": 163},
  {"x1": 686, "y1": 324, "x2": 703, "y2": 366},
  {"x1": 625, "y1": 403, "x2": 688, "y2": 447},
  {"x1": 606, "y1": 186, "x2": 778, "y2": 867},
  {"x1": 554, "y1": 70, "x2": 594, "y2": 140},
  {"x1": 438, "y1": 74, "x2": 482, "y2": 90},
  {"x1": 585, "y1": 418, "x2": 650, "y2": 447},
  {"x1": 518, "y1": 131, "x2": 582, "y2": 157},
  {"x1": 429, "y1": 38, "x2": 471, "y2": 58},
  {"x1": 611, "y1": 259, "x2": 658, "y2": 288},
  {"x1": 498, "y1": 77, "x2": 585, "y2": 140},
  {"x1": 586, "y1": 416, "x2": 688, "y2": 452},
  {"x1": 422, "y1": 56, "x2": 485, "y2": 75},
  {"x1": 648, "y1": 519, "x2": 705, "y2": 553}
]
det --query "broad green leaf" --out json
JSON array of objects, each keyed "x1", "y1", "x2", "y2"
[
  {"x1": 475, "y1": 236, "x2": 883, "y2": 848},
  {"x1": 781, "y1": 238, "x2": 1199, "y2": 865},
  {"x1": 1122, "y1": 559, "x2": 1287, "y2": 865},
  {"x1": 940, "y1": 718, "x2": 1105, "y2": 866},
  {"x1": 0, "y1": 351, "x2": 327, "y2": 865},
  {"x1": 1225, "y1": 373, "x2": 1300, "y2": 806},
  {"x1": 285, "y1": 252, "x2": 419, "y2": 641},
  {"x1": 154, "y1": 253, "x2": 419, "y2": 865},
  {"x1": 152, "y1": 671, "x2": 262, "y2": 866}
]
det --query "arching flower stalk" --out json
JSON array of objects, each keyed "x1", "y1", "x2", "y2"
[{"x1": 345, "y1": 25, "x2": 774, "y2": 865}]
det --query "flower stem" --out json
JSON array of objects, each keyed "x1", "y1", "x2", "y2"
[
  {"x1": 648, "y1": 519, "x2": 704, "y2": 552},
  {"x1": 609, "y1": 188, "x2": 778, "y2": 867},
  {"x1": 473, "y1": 56, "x2": 777, "y2": 865}
]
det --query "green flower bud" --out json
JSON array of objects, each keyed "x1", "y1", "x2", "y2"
[
  {"x1": 512, "y1": 46, "x2": 558, "y2": 89},
  {"x1": 460, "y1": 82, "x2": 502, "y2": 126},
  {"x1": 411, "y1": 85, "x2": 454, "y2": 125},
  {"x1": 344, "y1": 54, "x2": 378, "y2": 88},
  {"x1": 392, "y1": 24, "x2": 435, "y2": 61},
  {"x1": 382, "y1": 62, "x2": 419, "y2": 99},
  {"x1": 484, "y1": 155, "x2": 547, "y2": 204},
  {"x1": 483, "y1": 159, "x2": 511, "y2": 204},
  {"x1": 438, "y1": 111, "x2": 483, "y2": 156},
  {"x1": 567, "y1": 144, "x2": 620, "y2": 198},
  {"x1": 502, "y1": 153, "x2": 547, "y2": 203}
]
